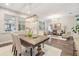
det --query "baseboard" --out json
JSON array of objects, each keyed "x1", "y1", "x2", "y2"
[{"x1": 0, "y1": 41, "x2": 12, "y2": 47}]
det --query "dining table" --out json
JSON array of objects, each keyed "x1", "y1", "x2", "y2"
[{"x1": 19, "y1": 35, "x2": 49, "y2": 56}]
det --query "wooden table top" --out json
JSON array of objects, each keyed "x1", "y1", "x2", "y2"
[{"x1": 19, "y1": 35, "x2": 49, "y2": 46}]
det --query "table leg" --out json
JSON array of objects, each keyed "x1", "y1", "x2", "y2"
[
  {"x1": 30, "y1": 48, "x2": 33, "y2": 56},
  {"x1": 43, "y1": 43, "x2": 44, "y2": 48},
  {"x1": 36, "y1": 44, "x2": 44, "y2": 56}
]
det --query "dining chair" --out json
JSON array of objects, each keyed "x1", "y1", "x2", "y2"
[
  {"x1": 11, "y1": 33, "x2": 31, "y2": 56},
  {"x1": 11, "y1": 33, "x2": 22, "y2": 56}
]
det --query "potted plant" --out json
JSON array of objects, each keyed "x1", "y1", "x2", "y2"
[{"x1": 72, "y1": 24, "x2": 79, "y2": 34}]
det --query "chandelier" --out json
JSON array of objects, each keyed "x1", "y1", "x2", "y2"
[{"x1": 26, "y1": 3, "x2": 38, "y2": 22}]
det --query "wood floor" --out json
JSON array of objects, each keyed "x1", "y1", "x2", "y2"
[
  {"x1": 45, "y1": 38, "x2": 76, "y2": 56},
  {"x1": 0, "y1": 36, "x2": 76, "y2": 56}
]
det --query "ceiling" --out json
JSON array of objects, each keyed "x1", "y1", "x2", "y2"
[{"x1": 0, "y1": 3, "x2": 79, "y2": 18}]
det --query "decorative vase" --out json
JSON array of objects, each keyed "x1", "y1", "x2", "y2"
[{"x1": 28, "y1": 31, "x2": 32, "y2": 37}]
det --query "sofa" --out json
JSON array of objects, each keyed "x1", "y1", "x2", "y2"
[
  {"x1": 0, "y1": 32, "x2": 13, "y2": 47},
  {"x1": 73, "y1": 34, "x2": 79, "y2": 56}
]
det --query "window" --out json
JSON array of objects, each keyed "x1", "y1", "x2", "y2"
[
  {"x1": 38, "y1": 20, "x2": 45, "y2": 31},
  {"x1": 4, "y1": 15, "x2": 16, "y2": 32},
  {"x1": 4, "y1": 15, "x2": 25, "y2": 32},
  {"x1": 18, "y1": 17, "x2": 25, "y2": 31}
]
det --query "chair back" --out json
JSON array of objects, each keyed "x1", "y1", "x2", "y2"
[{"x1": 11, "y1": 33, "x2": 22, "y2": 55}]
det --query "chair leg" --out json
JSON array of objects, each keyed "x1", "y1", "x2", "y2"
[
  {"x1": 15, "y1": 50, "x2": 21, "y2": 56},
  {"x1": 13, "y1": 46, "x2": 17, "y2": 56},
  {"x1": 13, "y1": 46, "x2": 21, "y2": 56},
  {"x1": 15, "y1": 50, "x2": 17, "y2": 56},
  {"x1": 13, "y1": 46, "x2": 15, "y2": 55},
  {"x1": 12, "y1": 45, "x2": 14, "y2": 52},
  {"x1": 13, "y1": 48, "x2": 16, "y2": 56},
  {"x1": 19, "y1": 53, "x2": 21, "y2": 56}
]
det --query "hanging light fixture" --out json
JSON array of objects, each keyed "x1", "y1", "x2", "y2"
[
  {"x1": 26, "y1": 3, "x2": 38, "y2": 22},
  {"x1": 25, "y1": 4, "x2": 39, "y2": 35}
]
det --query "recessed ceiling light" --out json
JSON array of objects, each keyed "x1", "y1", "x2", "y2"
[
  {"x1": 5, "y1": 3, "x2": 9, "y2": 5},
  {"x1": 47, "y1": 14, "x2": 63, "y2": 19}
]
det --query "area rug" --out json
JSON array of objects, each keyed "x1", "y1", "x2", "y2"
[
  {"x1": 43, "y1": 44, "x2": 62, "y2": 56},
  {"x1": 0, "y1": 44, "x2": 62, "y2": 56}
]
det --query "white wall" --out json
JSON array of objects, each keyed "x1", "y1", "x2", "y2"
[
  {"x1": 62, "y1": 15, "x2": 75, "y2": 32},
  {"x1": 0, "y1": 8, "x2": 77, "y2": 34},
  {"x1": 0, "y1": 8, "x2": 26, "y2": 32},
  {"x1": 44, "y1": 14, "x2": 76, "y2": 33}
]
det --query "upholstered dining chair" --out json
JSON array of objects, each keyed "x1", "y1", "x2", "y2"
[
  {"x1": 11, "y1": 33, "x2": 31, "y2": 56},
  {"x1": 11, "y1": 33, "x2": 22, "y2": 56}
]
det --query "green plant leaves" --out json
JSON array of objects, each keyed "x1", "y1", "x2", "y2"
[{"x1": 72, "y1": 24, "x2": 79, "y2": 33}]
